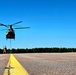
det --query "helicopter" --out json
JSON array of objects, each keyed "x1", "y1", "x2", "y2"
[{"x1": 0, "y1": 21, "x2": 30, "y2": 39}]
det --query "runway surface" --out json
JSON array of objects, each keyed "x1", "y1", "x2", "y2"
[
  {"x1": 3, "y1": 54, "x2": 29, "y2": 75},
  {"x1": 1, "y1": 53, "x2": 76, "y2": 75},
  {"x1": 0, "y1": 54, "x2": 9, "y2": 75},
  {"x1": 14, "y1": 53, "x2": 76, "y2": 75}
]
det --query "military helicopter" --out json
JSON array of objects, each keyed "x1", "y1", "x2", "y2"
[{"x1": 0, "y1": 21, "x2": 30, "y2": 39}]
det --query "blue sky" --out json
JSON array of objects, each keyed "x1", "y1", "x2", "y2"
[{"x1": 0, "y1": 0, "x2": 76, "y2": 49}]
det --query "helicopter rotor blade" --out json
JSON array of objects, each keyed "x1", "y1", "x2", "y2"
[
  {"x1": 14, "y1": 27, "x2": 30, "y2": 29},
  {"x1": 0, "y1": 23, "x2": 8, "y2": 27},
  {"x1": 10, "y1": 21, "x2": 22, "y2": 26}
]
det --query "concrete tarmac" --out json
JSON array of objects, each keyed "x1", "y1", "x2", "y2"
[
  {"x1": 0, "y1": 54, "x2": 9, "y2": 75},
  {"x1": 14, "y1": 53, "x2": 76, "y2": 75}
]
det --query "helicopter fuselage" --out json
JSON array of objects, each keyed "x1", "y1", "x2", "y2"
[
  {"x1": 0, "y1": 21, "x2": 29, "y2": 40},
  {"x1": 6, "y1": 25, "x2": 15, "y2": 39}
]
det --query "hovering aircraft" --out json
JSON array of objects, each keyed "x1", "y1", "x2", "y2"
[{"x1": 0, "y1": 21, "x2": 30, "y2": 39}]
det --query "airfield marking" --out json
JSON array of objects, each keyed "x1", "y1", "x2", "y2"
[{"x1": 3, "y1": 54, "x2": 29, "y2": 75}]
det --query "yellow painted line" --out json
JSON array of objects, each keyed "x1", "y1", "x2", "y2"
[{"x1": 3, "y1": 54, "x2": 29, "y2": 75}]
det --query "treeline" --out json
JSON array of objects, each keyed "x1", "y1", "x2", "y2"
[{"x1": 0, "y1": 47, "x2": 76, "y2": 53}]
